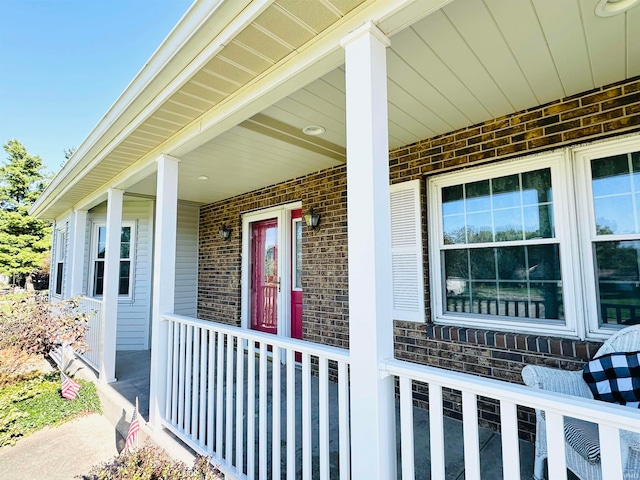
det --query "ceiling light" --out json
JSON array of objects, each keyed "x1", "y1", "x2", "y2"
[
  {"x1": 595, "y1": 0, "x2": 640, "y2": 16},
  {"x1": 302, "y1": 125, "x2": 326, "y2": 136},
  {"x1": 194, "y1": 175, "x2": 209, "y2": 180}
]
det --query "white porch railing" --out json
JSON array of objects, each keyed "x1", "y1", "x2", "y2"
[
  {"x1": 162, "y1": 313, "x2": 351, "y2": 480},
  {"x1": 77, "y1": 296, "x2": 103, "y2": 371},
  {"x1": 383, "y1": 358, "x2": 640, "y2": 480}
]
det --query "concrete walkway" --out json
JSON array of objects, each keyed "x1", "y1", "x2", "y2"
[{"x1": 0, "y1": 414, "x2": 120, "y2": 480}]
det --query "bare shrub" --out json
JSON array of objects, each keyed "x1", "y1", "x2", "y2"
[
  {"x1": 82, "y1": 445, "x2": 223, "y2": 480},
  {"x1": 0, "y1": 295, "x2": 90, "y2": 356}
]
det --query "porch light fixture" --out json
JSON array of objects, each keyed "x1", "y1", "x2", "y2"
[
  {"x1": 219, "y1": 224, "x2": 231, "y2": 240},
  {"x1": 194, "y1": 175, "x2": 209, "y2": 180},
  {"x1": 304, "y1": 208, "x2": 320, "y2": 229},
  {"x1": 302, "y1": 125, "x2": 325, "y2": 136},
  {"x1": 595, "y1": 0, "x2": 640, "y2": 16}
]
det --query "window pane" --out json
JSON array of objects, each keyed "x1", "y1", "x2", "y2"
[
  {"x1": 97, "y1": 227, "x2": 106, "y2": 259},
  {"x1": 595, "y1": 240, "x2": 640, "y2": 326},
  {"x1": 295, "y1": 221, "x2": 302, "y2": 289},
  {"x1": 494, "y1": 207, "x2": 523, "y2": 242},
  {"x1": 591, "y1": 153, "x2": 640, "y2": 235},
  {"x1": 443, "y1": 214, "x2": 466, "y2": 245},
  {"x1": 94, "y1": 260, "x2": 104, "y2": 296},
  {"x1": 492, "y1": 174, "x2": 520, "y2": 209},
  {"x1": 119, "y1": 261, "x2": 130, "y2": 295},
  {"x1": 524, "y1": 205, "x2": 554, "y2": 239},
  {"x1": 120, "y1": 242, "x2": 130, "y2": 259},
  {"x1": 465, "y1": 180, "x2": 491, "y2": 212},
  {"x1": 466, "y1": 211, "x2": 493, "y2": 243},
  {"x1": 121, "y1": 227, "x2": 131, "y2": 243},
  {"x1": 443, "y1": 184, "x2": 464, "y2": 215},
  {"x1": 522, "y1": 169, "x2": 552, "y2": 205},
  {"x1": 55, "y1": 262, "x2": 64, "y2": 295},
  {"x1": 443, "y1": 244, "x2": 563, "y2": 321}
]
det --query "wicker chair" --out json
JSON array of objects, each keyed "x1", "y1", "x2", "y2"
[{"x1": 522, "y1": 325, "x2": 640, "y2": 480}]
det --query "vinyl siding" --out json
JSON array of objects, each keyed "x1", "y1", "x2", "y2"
[{"x1": 174, "y1": 204, "x2": 199, "y2": 316}]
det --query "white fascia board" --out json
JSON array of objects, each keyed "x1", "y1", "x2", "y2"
[{"x1": 31, "y1": 0, "x2": 261, "y2": 218}]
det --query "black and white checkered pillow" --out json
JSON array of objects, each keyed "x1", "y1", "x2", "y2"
[{"x1": 582, "y1": 351, "x2": 640, "y2": 407}]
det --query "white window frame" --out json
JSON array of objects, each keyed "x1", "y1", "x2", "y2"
[
  {"x1": 427, "y1": 151, "x2": 582, "y2": 338},
  {"x1": 53, "y1": 224, "x2": 67, "y2": 298},
  {"x1": 88, "y1": 221, "x2": 136, "y2": 301},
  {"x1": 574, "y1": 135, "x2": 640, "y2": 340},
  {"x1": 291, "y1": 217, "x2": 303, "y2": 293}
]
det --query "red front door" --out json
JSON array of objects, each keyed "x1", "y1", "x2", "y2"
[{"x1": 251, "y1": 218, "x2": 278, "y2": 334}]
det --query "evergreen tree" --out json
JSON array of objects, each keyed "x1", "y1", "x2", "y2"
[{"x1": 0, "y1": 140, "x2": 51, "y2": 288}]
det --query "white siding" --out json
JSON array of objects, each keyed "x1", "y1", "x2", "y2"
[
  {"x1": 174, "y1": 204, "x2": 199, "y2": 316},
  {"x1": 88, "y1": 199, "x2": 153, "y2": 351}
]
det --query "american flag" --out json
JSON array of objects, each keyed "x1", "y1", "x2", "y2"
[
  {"x1": 61, "y1": 373, "x2": 80, "y2": 401},
  {"x1": 125, "y1": 402, "x2": 140, "y2": 450}
]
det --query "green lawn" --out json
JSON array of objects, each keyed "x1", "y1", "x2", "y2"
[{"x1": 0, "y1": 372, "x2": 101, "y2": 447}]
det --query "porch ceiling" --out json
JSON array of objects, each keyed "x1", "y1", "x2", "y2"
[{"x1": 34, "y1": 0, "x2": 640, "y2": 215}]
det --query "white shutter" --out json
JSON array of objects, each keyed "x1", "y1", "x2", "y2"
[{"x1": 390, "y1": 180, "x2": 425, "y2": 322}]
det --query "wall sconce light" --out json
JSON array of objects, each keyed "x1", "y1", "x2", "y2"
[
  {"x1": 304, "y1": 208, "x2": 320, "y2": 229},
  {"x1": 219, "y1": 224, "x2": 232, "y2": 240}
]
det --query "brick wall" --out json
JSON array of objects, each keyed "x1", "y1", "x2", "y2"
[
  {"x1": 198, "y1": 75, "x2": 640, "y2": 439},
  {"x1": 198, "y1": 166, "x2": 349, "y2": 349}
]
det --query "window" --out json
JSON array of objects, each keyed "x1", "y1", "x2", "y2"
[
  {"x1": 429, "y1": 152, "x2": 579, "y2": 337},
  {"x1": 577, "y1": 138, "x2": 640, "y2": 337},
  {"x1": 90, "y1": 223, "x2": 134, "y2": 298},
  {"x1": 429, "y1": 139, "x2": 640, "y2": 339},
  {"x1": 54, "y1": 226, "x2": 67, "y2": 297}
]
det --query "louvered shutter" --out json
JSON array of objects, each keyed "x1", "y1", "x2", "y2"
[{"x1": 390, "y1": 180, "x2": 425, "y2": 322}]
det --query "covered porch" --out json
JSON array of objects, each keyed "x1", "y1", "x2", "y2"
[{"x1": 31, "y1": 0, "x2": 640, "y2": 478}]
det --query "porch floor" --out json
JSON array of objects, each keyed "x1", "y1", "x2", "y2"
[{"x1": 113, "y1": 350, "x2": 536, "y2": 479}]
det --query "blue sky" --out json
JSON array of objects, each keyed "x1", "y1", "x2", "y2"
[{"x1": 0, "y1": 0, "x2": 193, "y2": 173}]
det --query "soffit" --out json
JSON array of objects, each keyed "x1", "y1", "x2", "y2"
[{"x1": 37, "y1": 0, "x2": 640, "y2": 217}]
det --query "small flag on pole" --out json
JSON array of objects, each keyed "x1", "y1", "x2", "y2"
[
  {"x1": 125, "y1": 397, "x2": 140, "y2": 451},
  {"x1": 61, "y1": 372, "x2": 81, "y2": 401}
]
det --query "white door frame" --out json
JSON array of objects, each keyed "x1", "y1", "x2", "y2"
[{"x1": 240, "y1": 201, "x2": 301, "y2": 337}]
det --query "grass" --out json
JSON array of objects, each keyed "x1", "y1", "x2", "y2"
[{"x1": 0, "y1": 371, "x2": 101, "y2": 447}]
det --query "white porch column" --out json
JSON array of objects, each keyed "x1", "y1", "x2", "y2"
[
  {"x1": 69, "y1": 209, "x2": 87, "y2": 297},
  {"x1": 100, "y1": 188, "x2": 124, "y2": 383},
  {"x1": 149, "y1": 154, "x2": 179, "y2": 428},
  {"x1": 341, "y1": 23, "x2": 395, "y2": 480}
]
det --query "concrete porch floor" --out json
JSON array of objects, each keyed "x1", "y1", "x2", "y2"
[{"x1": 112, "y1": 350, "x2": 535, "y2": 479}]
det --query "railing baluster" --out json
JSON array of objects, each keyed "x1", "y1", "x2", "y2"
[
  {"x1": 171, "y1": 320, "x2": 180, "y2": 424},
  {"x1": 338, "y1": 361, "x2": 350, "y2": 480},
  {"x1": 429, "y1": 383, "x2": 445, "y2": 480},
  {"x1": 165, "y1": 318, "x2": 173, "y2": 421},
  {"x1": 247, "y1": 340, "x2": 256, "y2": 479},
  {"x1": 499, "y1": 400, "x2": 520, "y2": 480},
  {"x1": 225, "y1": 334, "x2": 234, "y2": 463},
  {"x1": 599, "y1": 424, "x2": 623, "y2": 479},
  {"x1": 399, "y1": 376, "x2": 415, "y2": 480},
  {"x1": 199, "y1": 328, "x2": 207, "y2": 447},
  {"x1": 177, "y1": 322, "x2": 186, "y2": 431},
  {"x1": 319, "y1": 357, "x2": 330, "y2": 480},
  {"x1": 259, "y1": 342, "x2": 268, "y2": 480},
  {"x1": 191, "y1": 325, "x2": 200, "y2": 441},
  {"x1": 286, "y1": 348, "x2": 295, "y2": 480},
  {"x1": 184, "y1": 325, "x2": 193, "y2": 435},
  {"x1": 545, "y1": 411, "x2": 568, "y2": 480},
  {"x1": 302, "y1": 353, "x2": 312, "y2": 480},
  {"x1": 216, "y1": 331, "x2": 224, "y2": 457},
  {"x1": 207, "y1": 330, "x2": 215, "y2": 455},
  {"x1": 272, "y1": 346, "x2": 281, "y2": 480},
  {"x1": 236, "y1": 337, "x2": 245, "y2": 473},
  {"x1": 462, "y1": 391, "x2": 481, "y2": 480}
]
